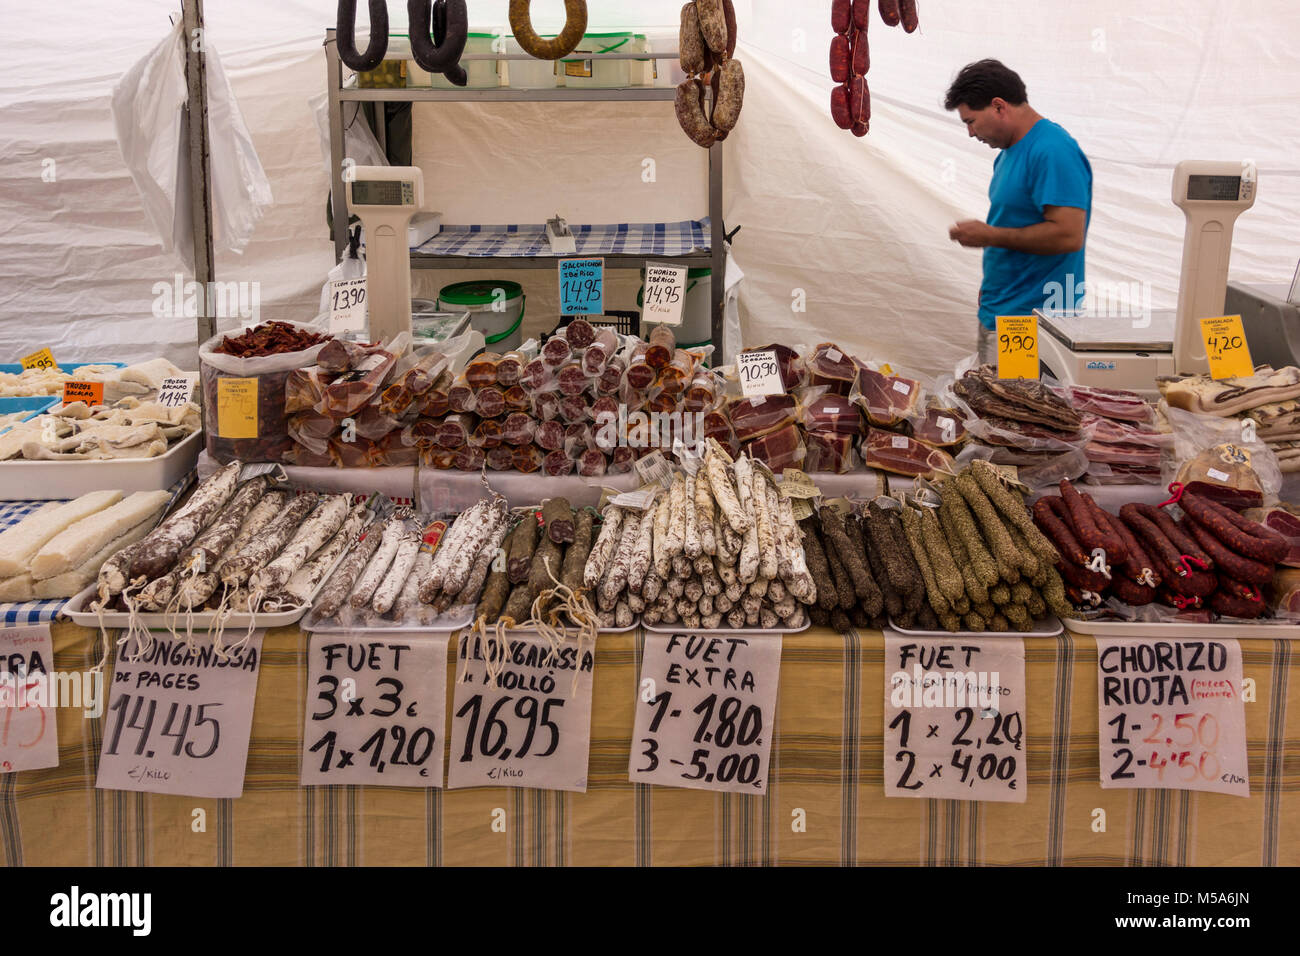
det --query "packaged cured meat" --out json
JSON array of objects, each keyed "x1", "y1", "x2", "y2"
[
  {"x1": 502, "y1": 412, "x2": 537, "y2": 446},
  {"x1": 1067, "y1": 384, "x2": 1153, "y2": 424},
  {"x1": 537, "y1": 420, "x2": 567, "y2": 452},
  {"x1": 533, "y1": 389, "x2": 561, "y2": 422},
  {"x1": 803, "y1": 392, "x2": 863, "y2": 438},
  {"x1": 475, "y1": 385, "x2": 507, "y2": 419},
  {"x1": 703, "y1": 410, "x2": 739, "y2": 457},
  {"x1": 329, "y1": 434, "x2": 377, "y2": 469},
  {"x1": 376, "y1": 431, "x2": 420, "y2": 467},
  {"x1": 355, "y1": 403, "x2": 401, "y2": 441},
  {"x1": 470, "y1": 418, "x2": 505, "y2": 449},
  {"x1": 863, "y1": 428, "x2": 954, "y2": 479},
  {"x1": 684, "y1": 368, "x2": 721, "y2": 413},
  {"x1": 560, "y1": 393, "x2": 590, "y2": 423},
  {"x1": 742, "y1": 343, "x2": 806, "y2": 392},
  {"x1": 583, "y1": 328, "x2": 619, "y2": 375},
  {"x1": 447, "y1": 373, "x2": 478, "y2": 413},
  {"x1": 541, "y1": 334, "x2": 572, "y2": 368},
  {"x1": 521, "y1": 357, "x2": 552, "y2": 390},
  {"x1": 288, "y1": 410, "x2": 337, "y2": 457},
  {"x1": 503, "y1": 384, "x2": 530, "y2": 412},
  {"x1": 908, "y1": 405, "x2": 967, "y2": 448},
  {"x1": 745, "y1": 424, "x2": 805, "y2": 473},
  {"x1": 512, "y1": 444, "x2": 544, "y2": 473},
  {"x1": 556, "y1": 362, "x2": 591, "y2": 397},
  {"x1": 316, "y1": 337, "x2": 379, "y2": 373},
  {"x1": 851, "y1": 366, "x2": 922, "y2": 426},
  {"x1": 646, "y1": 325, "x2": 676, "y2": 369},
  {"x1": 805, "y1": 431, "x2": 857, "y2": 474},
  {"x1": 453, "y1": 445, "x2": 484, "y2": 471},
  {"x1": 728, "y1": 393, "x2": 799, "y2": 442},
  {"x1": 282, "y1": 444, "x2": 334, "y2": 468},
  {"x1": 626, "y1": 344, "x2": 656, "y2": 390},
  {"x1": 543, "y1": 449, "x2": 576, "y2": 476},
  {"x1": 807, "y1": 343, "x2": 858, "y2": 395},
  {"x1": 598, "y1": 359, "x2": 627, "y2": 395},
  {"x1": 285, "y1": 366, "x2": 334, "y2": 414},
  {"x1": 465, "y1": 351, "x2": 501, "y2": 388},
  {"x1": 486, "y1": 446, "x2": 515, "y2": 471},
  {"x1": 564, "y1": 318, "x2": 597, "y2": 349},
  {"x1": 435, "y1": 413, "x2": 476, "y2": 449},
  {"x1": 609, "y1": 446, "x2": 636, "y2": 474},
  {"x1": 1245, "y1": 506, "x2": 1300, "y2": 567},
  {"x1": 418, "y1": 371, "x2": 453, "y2": 418},
  {"x1": 578, "y1": 449, "x2": 608, "y2": 478}
]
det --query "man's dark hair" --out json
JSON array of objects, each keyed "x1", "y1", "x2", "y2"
[{"x1": 944, "y1": 59, "x2": 1027, "y2": 111}]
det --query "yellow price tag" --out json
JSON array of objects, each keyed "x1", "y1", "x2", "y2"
[
  {"x1": 995, "y1": 316, "x2": 1039, "y2": 379},
  {"x1": 217, "y1": 377, "x2": 259, "y2": 440},
  {"x1": 20, "y1": 347, "x2": 56, "y2": 371},
  {"x1": 1201, "y1": 315, "x2": 1254, "y2": 380}
]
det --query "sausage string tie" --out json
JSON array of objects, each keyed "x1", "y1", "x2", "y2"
[{"x1": 1158, "y1": 482, "x2": 1185, "y2": 508}]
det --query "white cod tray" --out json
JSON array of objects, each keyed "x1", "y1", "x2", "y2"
[
  {"x1": 643, "y1": 621, "x2": 809, "y2": 637},
  {"x1": 889, "y1": 616, "x2": 1064, "y2": 638},
  {"x1": 304, "y1": 602, "x2": 476, "y2": 634},
  {"x1": 62, "y1": 583, "x2": 312, "y2": 631},
  {"x1": 0, "y1": 430, "x2": 201, "y2": 500},
  {"x1": 1062, "y1": 616, "x2": 1300, "y2": 640}
]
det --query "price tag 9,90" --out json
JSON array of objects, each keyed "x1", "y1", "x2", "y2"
[
  {"x1": 1200, "y1": 315, "x2": 1254, "y2": 380},
  {"x1": 559, "y1": 258, "x2": 604, "y2": 316},
  {"x1": 995, "y1": 315, "x2": 1039, "y2": 380},
  {"x1": 737, "y1": 349, "x2": 784, "y2": 398}
]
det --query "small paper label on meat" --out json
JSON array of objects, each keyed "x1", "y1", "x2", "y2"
[
  {"x1": 891, "y1": 435, "x2": 909, "y2": 449},
  {"x1": 1207, "y1": 468, "x2": 1231, "y2": 482},
  {"x1": 892, "y1": 380, "x2": 911, "y2": 395}
]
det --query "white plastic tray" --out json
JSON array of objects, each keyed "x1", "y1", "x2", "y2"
[
  {"x1": 889, "y1": 616, "x2": 1063, "y2": 638},
  {"x1": 507, "y1": 621, "x2": 639, "y2": 636},
  {"x1": 643, "y1": 621, "x2": 809, "y2": 636},
  {"x1": 305, "y1": 602, "x2": 476, "y2": 634},
  {"x1": 1062, "y1": 616, "x2": 1300, "y2": 639},
  {"x1": 62, "y1": 583, "x2": 311, "y2": 631},
  {"x1": 0, "y1": 429, "x2": 201, "y2": 500}
]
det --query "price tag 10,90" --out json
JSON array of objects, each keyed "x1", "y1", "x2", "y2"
[
  {"x1": 1096, "y1": 637, "x2": 1248, "y2": 797},
  {"x1": 448, "y1": 632, "x2": 595, "y2": 792},
  {"x1": 95, "y1": 630, "x2": 265, "y2": 798},
  {"x1": 629, "y1": 633, "x2": 782, "y2": 794},
  {"x1": 737, "y1": 349, "x2": 785, "y2": 398},
  {"x1": 300, "y1": 634, "x2": 449, "y2": 787},
  {"x1": 1201, "y1": 315, "x2": 1254, "y2": 380},
  {"x1": 0, "y1": 625, "x2": 60, "y2": 775},
  {"x1": 883, "y1": 634, "x2": 1027, "y2": 803},
  {"x1": 157, "y1": 377, "x2": 195, "y2": 409},
  {"x1": 559, "y1": 258, "x2": 604, "y2": 316},
  {"x1": 329, "y1": 277, "x2": 368, "y2": 333},
  {"x1": 995, "y1": 315, "x2": 1039, "y2": 380},
  {"x1": 641, "y1": 261, "x2": 687, "y2": 327}
]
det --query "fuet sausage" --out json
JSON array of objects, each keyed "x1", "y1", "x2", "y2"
[
  {"x1": 1178, "y1": 491, "x2": 1288, "y2": 563},
  {"x1": 1183, "y1": 515, "x2": 1274, "y2": 585}
]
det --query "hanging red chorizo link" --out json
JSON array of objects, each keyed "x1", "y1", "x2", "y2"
[
  {"x1": 1178, "y1": 492, "x2": 1288, "y2": 563},
  {"x1": 1183, "y1": 516, "x2": 1274, "y2": 585},
  {"x1": 1032, "y1": 497, "x2": 1088, "y2": 567},
  {"x1": 832, "y1": 0, "x2": 852, "y2": 33},
  {"x1": 878, "y1": 0, "x2": 901, "y2": 27}
]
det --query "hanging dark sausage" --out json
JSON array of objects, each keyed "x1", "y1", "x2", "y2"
[
  {"x1": 337, "y1": 0, "x2": 389, "y2": 73},
  {"x1": 431, "y1": 0, "x2": 468, "y2": 86},
  {"x1": 408, "y1": 0, "x2": 467, "y2": 74}
]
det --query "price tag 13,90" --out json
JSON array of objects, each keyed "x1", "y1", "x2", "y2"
[
  {"x1": 1201, "y1": 315, "x2": 1254, "y2": 380},
  {"x1": 328, "y1": 276, "x2": 368, "y2": 333},
  {"x1": 995, "y1": 315, "x2": 1039, "y2": 380},
  {"x1": 559, "y1": 258, "x2": 604, "y2": 316},
  {"x1": 883, "y1": 634, "x2": 1027, "y2": 803},
  {"x1": 448, "y1": 632, "x2": 595, "y2": 792},
  {"x1": 157, "y1": 377, "x2": 195, "y2": 409},
  {"x1": 0, "y1": 625, "x2": 60, "y2": 775},
  {"x1": 96, "y1": 630, "x2": 265, "y2": 798},
  {"x1": 300, "y1": 634, "x2": 449, "y2": 787},
  {"x1": 737, "y1": 349, "x2": 785, "y2": 398},
  {"x1": 630, "y1": 633, "x2": 782, "y2": 794},
  {"x1": 641, "y1": 261, "x2": 687, "y2": 327}
]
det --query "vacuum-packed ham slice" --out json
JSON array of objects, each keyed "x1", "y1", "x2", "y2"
[
  {"x1": 852, "y1": 366, "x2": 922, "y2": 426},
  {"x1": 1067, "y1": 384, "x2": 1153, "y2": 423},
  {"x1": 744, "y1": 424, "x2": 805, "y2": 473},
  {"x1": 807, "y1": 343, "x2": 858, "y2": 395},
  {"x1": 804, "y1": 393, "x2": 863, "y2": 438},
  {"x1": 909, "y1": 406, "x2": 967, "y2": 448},
  {"x1": 805, "y1": 431, "x2": 856, "y2": 473},
  {"x1": 728, "y1": 394, "x2": 798, "y2": 442},
  {"x1": 862, "y1": 428, "x2": 953, "y2": 479}
]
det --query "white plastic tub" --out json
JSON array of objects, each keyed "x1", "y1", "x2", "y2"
[
  {"x1": 504, "y1": 36, "x2": 558, "y2": 89},
  {"x1": 431, "y1": 32, "x2": 503, "y2": 89},
  {"x1": 561, "y1": 33, "x2": 652, "y2": 89},
  {"x1": 0, "y1": 429, "x2": 201, "y2": 500}
]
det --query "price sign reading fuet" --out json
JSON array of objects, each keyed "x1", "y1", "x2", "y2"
[
  {"x1": 641, "y1": 261, "x2": 687, "y2": 326},
  {"x1": 96, "y1": 631, "x2": 265, "y2": 798},
  {"x1": 301, "y1": 634, "x2": 448, "y2": 787},
  {"x1": 328, "y1": 277, "x2": 368, "y2": 333},
  {"x1": 883, "y1": 634, "x2": 1027, "y2": 802},
  {"x1": 558, "y1": 258, "x2": 604, "y2": 316},
  {"x1": 157, "y1": 377, "x2": 195, "y2": 409},
  {"x1": 448, "y1": 632, "x2": 595, "y2": 792},
  {"x1": 996, "y1": 315, "x2": 1039, "y2": 379},
  {"x1": 629, "y1": 633, "x2": 782, "y2": 794},
  {"x1": 0, "y1": 625, "x2": 59, "y2": 775},
  {"x1": 1097, "y1": 638, "x2": 1248, "y2": 796},
  {"x1": 737, "y1": 349, "x2": 784, "y2": 398},
  {"x1": 1201, "y1": 315, "x2": 1254, "y2": 380},
  {"x1": 216, "y1": 377, "x2": 258, "y2": 439},
  {"x1": 20, "y1": 347, "x2": 56, "y2": 371}
]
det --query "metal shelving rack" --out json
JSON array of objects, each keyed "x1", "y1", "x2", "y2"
[{"x1": 324, "y1": 29, "x2": 726, "y2": 344}]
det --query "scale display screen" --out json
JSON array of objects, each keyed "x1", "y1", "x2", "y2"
[
  {"x1": 1186, "y1": 174, "x2": 1242, "y2": 201},
  {"x1": 351, "y1": 180, "x2": 413, "y2": 206}
]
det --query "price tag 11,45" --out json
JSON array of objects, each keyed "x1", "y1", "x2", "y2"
[
  {"x1": 96, "y1": 630, "x2": 265, "y2": 798},
  {"x1": 737, "y1": 349, "x2": 785, "y2": 398},
  {"x1": 1201, "y1": 315, "x2": 1254, "y2": 380},
  {"x1": 630, "y1": 633, "x2": 782, "y2": 794},
  {"x1": 641, "y1": 261, "x2": 687, "y2": 327},
  {"x1": 1097, "y1": 637, "x2": 1248, "y2": 796},
  {"x1": 328, "y1": 276, "x2": 368, "y2": 333},
  {"x1": 995, "y1": 315, "x2": 1039, "y2": 380},
  {"x1": 0, "y1": 625, "x2": 59, "y2": 775},
  {"x1": 883, "y1": 634, "x2": 1027, "y2": 802},
  {"x1": 559, "y1": 258, "x2": 604, "y2": 316},
  {"x1": 448, "y1": 632, "x2": 595, "y2": 792},
  {"x1": 301, "y1": 634, "x2": 449, "y2": 787},
  {"x1": 157, "y1": 377, "x2": 195, "y2": 409}
]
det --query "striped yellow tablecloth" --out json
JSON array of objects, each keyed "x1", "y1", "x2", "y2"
[{"x1": 1, "y1": 621, "x2": 1295, "y2": 866}]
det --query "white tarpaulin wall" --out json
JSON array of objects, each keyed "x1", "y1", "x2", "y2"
[{"x1": 1, "y1": 1, "x2": 1298, "y2": 377}]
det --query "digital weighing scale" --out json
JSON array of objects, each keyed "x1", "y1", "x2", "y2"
[
  {"x1": 1036, "y1": 159, "x2": 1257, "y2": 396},
  {"x1": 345, "y1": 165, "x2": 424, "y2": 344}
]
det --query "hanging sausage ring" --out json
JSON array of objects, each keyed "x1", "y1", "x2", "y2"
[
  {"x1": 675, "y1": 0, "x2": 744, "y2": 149},
  {"x1": 508, "y1": 0, "x2": 588, "y2": 60},
  {"x1": 409, "y1": 0, "x2": 469, "y2": 76},
  {"x1": 336, "y1": 0, "x2": 389, "y2": 72}
]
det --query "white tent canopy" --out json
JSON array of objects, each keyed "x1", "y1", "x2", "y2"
[{"x1": 1, "y1": 0, "x2": 1297, "y2": 378}]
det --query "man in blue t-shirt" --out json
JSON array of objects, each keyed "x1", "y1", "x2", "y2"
[{"x1": 943, "y1": 60, "x2": 1092, "y2": 364}]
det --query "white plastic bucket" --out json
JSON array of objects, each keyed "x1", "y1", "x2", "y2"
[
  {"x1": 561, "y1": 33, "x2": 652, "y2": 89},
  {"x1": 438, "y1": 280, "x2": 525, "y2": 352},
  {"x1": 638, "y1": 268, "x2": 712, "y2": 347},
  {"x1": 429, "y1": 32, "x2": 502, "y2": 89},
  {"x1": 505, "y1": 36, "x2": 559, "y2": 89}
]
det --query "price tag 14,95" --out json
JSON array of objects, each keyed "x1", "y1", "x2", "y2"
[
  {"x1": 448, "y1": 631, "x2": 595, "y2": 792},
  {"x1": 630, "y1": 633, "x2": 782, "y2": 794},
  {"x1": 995, "y1": 315, "x2": 1039, "y2": 380},
  {"x1": 1201, "y1": 315, "x2": 1254, "y2": 380},
  {"x1": 559, "y1": 258, "x2": 604, "y2": 316},
  {"x1": 737, "y1": 349, "x2": 784, "y2": 398},
  {"x1": 641, "y1": 261, "x2": 687, "y2": 326},
  {"x1": 328, "y1": 276, "x2": 368, "y2": 333}
]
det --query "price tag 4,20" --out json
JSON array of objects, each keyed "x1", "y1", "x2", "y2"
[
  {"x1": 995, "y1": 315, "x2": 1039, "y2": 379},
  {"x1": 737, "y1": 349, "x2": 784, "y2": 398},
  {"x1": 559, "y1": 258, "x2": 604, "y2": 316},
  {"x1": 1201, "y1": 315, "x2": 1254, "y2": 380},
  {"x1": 329, "y1": 276, "x2": 368, "y2": 333},
  {"x1": 641, "y1": 261, "x2": 687, "y2": 327}
]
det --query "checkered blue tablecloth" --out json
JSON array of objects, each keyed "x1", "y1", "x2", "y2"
[
  {"x1": 412, "y1": 218, "x2": 711, "y2": 258},
  {"x1": 0, "y1": 476, "x2": 193, "y2": 626}
]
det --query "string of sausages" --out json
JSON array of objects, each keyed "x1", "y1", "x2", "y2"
[
  {"x1": 829, "y1": 0, "x2": 919, "y2": 135},
  {"x1": 675, "y1": 1, "x2": 745, "y2": 148}
]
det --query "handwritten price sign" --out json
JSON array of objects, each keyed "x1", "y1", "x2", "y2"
[
  {"x1": 996, "y1": 315, "x2": 1039, "y2": 380},
  {"x1": 883, "y1": 635, "x2": 1027, "y2": 802},
  {"x1": 737, "y1": 349, "x2": 784, "y2": 398},
  {"x1": 20, "y1": 347, "x2": 56, "y2": 371},
  {"x1": 328, "y1": 277, "x2": 368, "y2": 334},
  {"x1": 629, "y1": 633, "x2": 781, "y2": 794},
  {"x1": 157, "y1": 377, "x2": 195, "y2": 409},
  {"x1": 0, "y1": 625, "x2": 59, "y2": 774},
  {"x1": 447, "y1": 632, "x2": 595, "y2": 792},
  {"x1": 301, "y1": 635, "x2": 448, "y2": 787},
  {"x1": 641, "y1": 262, "x2": 687, "y2": 326},
  {"x1": 1200, "y1": 315, "x2": 1254, "y2": 380},
  {"x1": 1097, "y1": 638, "x2": 1248, "y2": 796},
  {"x1": 96, "y1": 631, "x2": 264, "y2": 798},
  {"x1": 559, "y1": 258, "x2": 604, "y2": 316}
]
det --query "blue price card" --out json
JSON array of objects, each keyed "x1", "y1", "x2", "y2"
[{"x1": 559, "y1": 258, "x2": 604, "y2": 316}]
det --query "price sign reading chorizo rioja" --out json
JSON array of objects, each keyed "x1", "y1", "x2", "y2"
[
  {"x1": 448, "y1": 632, "x2": 595, "y2": 792},
  {"x1": 1097, "y1": 638, "x2": 1248, "y2": 796},
  {"x1": 630, "y1": 633, "x2": 781, "y2": 794}
]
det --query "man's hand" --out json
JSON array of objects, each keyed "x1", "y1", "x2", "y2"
[{"x1": 949, "y1": 220, "x2": 995, "y2": 248}]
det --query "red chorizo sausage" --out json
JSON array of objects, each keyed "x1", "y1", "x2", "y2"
[
  {"x1": 878, "y1": 0, "x2": 901, "y2": 27},
  {"x1": 1179, "y1": 492, "x2": 1288, "y2": 563},
  {"x1": 832, "y1": 0, "x2": 852, "y2": 34},
  {"x1": 1086, "y1": 500, "x2": 1130, "y2": 565},
  {"x1": 1120, "y1": 503, "x2": 1185, "y2": 579},
  {"x1": 1209, "y1": 588, "x2": 1267, "y2": 619},
  {"x1": 1183, "y1": 515, "x2": 1274, "y2": 585},
  {"x1": 1065, "y1": 584, "x2": 1102, "y2": 609},
  {"x1": 1162, "y1": 564, "x2": 1217, "y2": 599},
  {"x1": 1158, "y1": 587, "x2": 1203, "y2": 611},
  {"x1": 1214, "y1": 573, "x2": 1264, "y2": 603},
  {"x1": 1056, "y1": 558, "x2": 1110, "y2": 593},
  {"x1": 1034, "y1": 496, "x2": 1088, "y2": 566},
  {"x1": 1110, "y1": 511, "x2": 1161, "y2": 588},
  {"x1": 1131, "y1": 503, "x2": 1212, "y2": 572},
  {"x1": 1111, "y1": 575, "x2": 1156, "y2": 607},
  {"x1": 1059, "y1": 480, "x2": 1120, "y2": 556}
]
